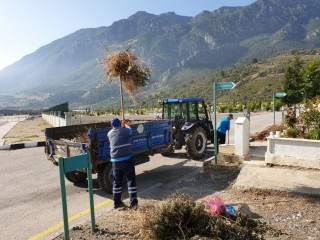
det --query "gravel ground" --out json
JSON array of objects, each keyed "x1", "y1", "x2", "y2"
[{"x1": 52, "y1": 165, "x2": 320, "y2": 240}]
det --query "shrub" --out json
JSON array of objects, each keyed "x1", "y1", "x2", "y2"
[
  {"x1": 285, "y1": 128, "x2": 300, "y2": 138},
  {"x1": 148, "y1": 194, "x2": 212, "y2": 239},
  {"x1": 227, "y1": 104, "x2": 233, "y2": 113},
  {"x1": 305, "y1": 129, "x2": 320, "y2": 140},
  {"x1": 300, "y1": 97, "x2": 320, "y2": 131},
  {"x1": 262, "y1": 102, "x2": 271, "y2": 111},
  {"x1": 285, "y1": 108, "x2": 298, "y2": 128},
  {"x1": 218, "y1": 105, "x2": 227, "y2": 113},
  {"x1": 236, "y1": 104, "x2": 244, "y2": 112}
]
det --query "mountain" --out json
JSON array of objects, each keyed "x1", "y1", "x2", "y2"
[
  {"x1": 154, "y1": 48, "x2": 320, "y2": 106},
  {"x1": 1, "y1": 0, "x2": 320, "y2": 109}
]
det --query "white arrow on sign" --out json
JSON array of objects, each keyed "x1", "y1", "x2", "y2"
[
  {"x1": 216, "y1": 82, "x2": 236, "y2": 90},
  {"x1": 275, "y1": 92, "x2": 286, "y2": 97}
]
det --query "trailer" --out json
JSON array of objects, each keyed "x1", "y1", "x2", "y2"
[{"x1": 45, "y1": 120, "x2": 172, "y2": 193}]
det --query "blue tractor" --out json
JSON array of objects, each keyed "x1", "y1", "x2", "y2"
[{"x1": 160, "y1": 97, "x2": 214, "y2": 160}]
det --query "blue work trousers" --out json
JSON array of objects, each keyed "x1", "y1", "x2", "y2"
[{"x1": 112, "y1": 158, "x2": 137, "y2": 204}]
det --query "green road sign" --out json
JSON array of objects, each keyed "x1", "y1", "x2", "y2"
[
  {"x1": 212, "y1": 81, "x2": 236, "y2": 164},
  {"x1": 59, "y1": 153, "x2": 95, "y2": 240},
  {"x1": 273, "y1": 92, "x2": 287, "y2": 125},
  {"x1": 275, "y1": 92, "x2": 286, "y2": 97},
  {"x1": 217, "y1": 82, "x2": 236, "y2": 90}
]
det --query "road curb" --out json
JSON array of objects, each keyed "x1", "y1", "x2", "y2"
[{"x1": 0, "y1": 141, "x2": 45, "y2": 150}]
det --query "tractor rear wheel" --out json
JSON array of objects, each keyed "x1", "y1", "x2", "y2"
[
  {"x1": 185, "y1": 127, "x2": 207, "y2": 160},
  {"x1": 64, "y1": 171, "x2": 87, "y2": 183}
]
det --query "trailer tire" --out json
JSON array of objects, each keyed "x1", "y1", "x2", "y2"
[
  {"x1": 98, "y1": 163, "x2": 127, "y2": 194},
  {"x1": 65, "y1": 171, "x2": 87, "y2": 183},
  {"x1": 185, "y1": 127, "x2": 207, "y2": 160},
  {"x1": 97, "y1": 163, "x2": 113, "y2": 193}
]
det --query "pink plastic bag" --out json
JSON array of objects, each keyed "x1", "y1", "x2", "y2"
[{"x1": 206, "y1": 195, "x2": 226, "y2": 215}]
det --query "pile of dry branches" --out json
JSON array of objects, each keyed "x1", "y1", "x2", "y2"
[
  {"x1": 143, "y1": 193, "x2": 271, "y2": 239},
  {"x1": 102, "y1": 48, "x2": 150, "y2": 104},
  {"x1": 251, "y1": 124, "x2": 284, "y2": 141}
]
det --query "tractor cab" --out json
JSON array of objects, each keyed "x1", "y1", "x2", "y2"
[
  {"x1": 162, "y1": 98, "x2": 209, "y2": 122},
  {"x1": 159, "y1": 98, "x2": 214, "y2": 159}
]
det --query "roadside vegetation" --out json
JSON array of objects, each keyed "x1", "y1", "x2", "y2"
[
  {"x1": 140, "y1": 48, "x2": 320, "y2": 107},
  {"x1": 69, "y1": 48, "x2": 320, "y2": 111}
]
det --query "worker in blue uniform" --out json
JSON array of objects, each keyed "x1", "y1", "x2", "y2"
[
  {"x1": 107, "y1": 118, "x2": 138, "y2": 209},
  {"x1": 217, "y1": 113, "x2": 233, "y2": 144}
]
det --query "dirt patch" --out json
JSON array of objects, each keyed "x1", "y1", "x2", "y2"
[
  {"x1": 53, "y1": 165, "x2": 320, "y2": 240},
  {"x1": 3, "y1": 116, "x2": 52, "y2": 145},
  {"x1": 251, "y1": 124, "x2": 284, "y2": 141}
]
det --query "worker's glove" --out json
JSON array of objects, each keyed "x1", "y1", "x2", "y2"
[{"x1": 121, "y1": 120, "x2": 126, "y2": 127}]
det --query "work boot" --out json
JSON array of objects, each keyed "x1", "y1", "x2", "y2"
[
  {"x1": 114, "y1": 201, "x2": 126, "y2": 209},
  {"x1": 129, "y1": 198, "x2": 138, "y2": 209}
]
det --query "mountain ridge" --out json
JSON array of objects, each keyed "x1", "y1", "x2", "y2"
[{"x1": 1, "y1": 0, "x2": 320, "y2": 109}]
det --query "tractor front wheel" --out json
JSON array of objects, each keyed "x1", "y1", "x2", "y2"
[
  {"x1": 64, "y1": 171, "x2": 87, "y2": 183},
  {"x1": 161, "y1": 144, "x2": 175, "y2": 156},
  {"x1": 185, "y1": 127, "x2": 207, "y2": 160}
]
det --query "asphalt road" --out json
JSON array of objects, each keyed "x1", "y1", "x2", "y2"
[
  {"x1": 0, "y1": 147, "x2": 205, "y2": 240},
  {"x1": 0, "y1": 111, "x2": 283, "y2": 240}
]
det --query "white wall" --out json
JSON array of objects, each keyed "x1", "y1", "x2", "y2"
[
  {"x1": 265, "y1": 137, "x2": 320, "y2": 169},
  {"x1": 42, "y1": 112, "x2": 69, "y2": 127}
]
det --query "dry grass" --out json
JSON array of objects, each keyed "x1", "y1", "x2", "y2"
[
  {"x1": 4, "y1": 117, "x2": 51, "y2": 145},
  {"x1": 102, "y1": 48, "x2": 151, "y2": 104}
]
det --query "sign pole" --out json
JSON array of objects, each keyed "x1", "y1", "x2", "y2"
[
  {"x1": 58, "y1": 154, "x2": 96, "y2": 240},
  {"x1": 212, "y1": 81, "x2": 236, "y2": 165},
  {"x1": 273, "y1": 92, "x2": 286, "y2": 126},
  {"x1": 213, "y1": 82, "x2": 218, "y2": 164},
  {"x1": 87, "y1": 155, "x2": 96, "y2": 232},
  {"x1": 273, "y1": 92, "x2": 275, "y2": 126},
  {"x1": 58, "y1": 157, "x2": 70, "y2": 240}
]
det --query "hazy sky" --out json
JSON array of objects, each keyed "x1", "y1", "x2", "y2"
[{"x1": 0, "y1": 0, "x2": 256, "y2": 70}]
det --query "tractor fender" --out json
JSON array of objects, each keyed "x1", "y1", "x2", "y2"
[
  {"x1": 181, "y1": 122, "x2": 197, "y2": 131},
  {"x1": 182, "y1": 122, "x2": 212, "y2": 137}
]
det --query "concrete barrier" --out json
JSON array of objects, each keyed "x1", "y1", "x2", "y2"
[{"x1": 42, "y1": 112, "x2": 72, "y2": 127}]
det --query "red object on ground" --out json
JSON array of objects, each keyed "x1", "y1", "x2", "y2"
[{"x1": 206, "y1": 195, "x2": 226, "y2": 215}]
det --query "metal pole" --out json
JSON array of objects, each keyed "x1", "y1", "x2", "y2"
[
  {"x1": 58, "y1": 157, "x2": 70, "y2": 240},
  {"x1": 273, "y1": 92, "x2": 275, "y2": 126},
  {"x1": 213, "y1": 82, "x2": 218, "y2": 165},
  {"x1": 86, "y1": 154, "x2": 95, "y2": 232},
  {"x1": 119, "y1": 77, "x2": 125, "y2": 120}
]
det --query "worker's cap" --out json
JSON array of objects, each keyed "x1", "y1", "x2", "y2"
[
  {"x1": 228, "y1": 114, "x2": 234, "y2": 119},
  {"x1": 111, "y1": 118, "x2": 121, "y2": 127}
]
